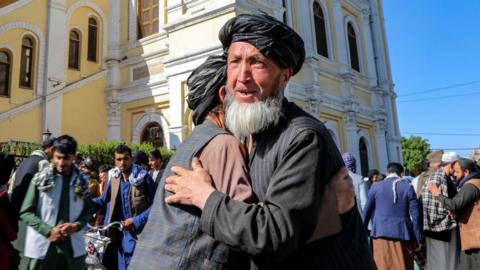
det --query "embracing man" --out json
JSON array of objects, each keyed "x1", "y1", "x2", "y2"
[{"x1": 138, "y1": 13, "x2": 374, "y2": 270}]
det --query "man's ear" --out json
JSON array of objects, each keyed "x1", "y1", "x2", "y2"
[
  {"x1": 281, "y1": 68, "x2": 293, "y2": 86},
  {"x1": 219, "y1": 85, "x2": 226, "y2": 103}
]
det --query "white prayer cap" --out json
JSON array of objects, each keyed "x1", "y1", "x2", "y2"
[{"x1": 441, "y1": 152, "x2": 460, "y2": 163}]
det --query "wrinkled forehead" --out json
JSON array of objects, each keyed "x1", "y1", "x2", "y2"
[{"x1": 227, "y1": 41, "x2": 267, "y2": 59}]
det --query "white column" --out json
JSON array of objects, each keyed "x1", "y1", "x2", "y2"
[
  {"x1": 128, "y1": 0, "x2": 137, "y2": 42},
  {"x1": 157, "y1": 0, "x2": 167, "y2": 34},
  {"x1": 368, "y1": 0, "x2": 388, "y2": 86},
  {"x1": 369, "y1": 0, "x2": 402, "y2": 163},
  {"x1": 344, "y1": 111, "x2": 360, "y2": 172},
  {"x1": 386, "y1": 93, "x2": 402, "y2": 162},
  {"x1": 167, "y1": 75, "x2": 185, "y2": 149},
  {"x1": 332, "y1": 0, "x2": 349, "y2": 74},
  {"x1": 360, "y1": 4, "x2": 378, "y2": 87},
  {"x1": 293, "y1": 1, "x2": 314, "y2": 59},
  {"x1": 106, "y1": 0, "x2": 122, "y2": 140},
  {"x1": 374, "y1": 117, "x2": 389, "y2": 171},
  {"x1": 43, "y1": 0, "x2": 67, "y2": 137}
]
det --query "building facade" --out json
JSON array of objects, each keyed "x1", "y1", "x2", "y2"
[{"x1": 0, "y1": 0, "x2": 402, "y2": 175}]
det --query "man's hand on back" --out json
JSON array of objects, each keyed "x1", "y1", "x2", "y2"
[{"x1": 165, "y1": 158, "x2": 216, "y2": 209}]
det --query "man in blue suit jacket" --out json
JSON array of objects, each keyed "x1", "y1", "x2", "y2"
[{"x1": 363, "y1": 162, "x2": 423, "y2": 270}]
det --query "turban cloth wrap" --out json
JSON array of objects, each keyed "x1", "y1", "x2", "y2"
[
  {"x1": 219, "y1": 13, "x2": 305, "y2": 75},
  {"x1": 186, "y1": 55, "x2": 226, "y2": 125},
  {"x1": 342, "y1": 152, "x2": 357, "y2": 173}
]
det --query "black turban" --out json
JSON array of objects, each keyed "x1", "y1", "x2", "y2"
[
  {"x1": 186, "y1": 55, "x2": 226, "y2": 125},
  {"x1": 219, "y1": 13, "x2": 305, "y2": 75}
]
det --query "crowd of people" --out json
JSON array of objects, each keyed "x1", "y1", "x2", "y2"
[
  {"x1": 0, "y1": 13, "x2": 479, "y2": 270},
  {"x1": 0, "y1": 136, "x2": 165, "y2": 270},
  {"x1": 343, "y1": 150, "x2": 480, "y2": 270}
]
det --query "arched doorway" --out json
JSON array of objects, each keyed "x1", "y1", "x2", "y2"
[
  {"x1": 140, "y1": 122, "x2": 164, "y2": 148},
  {"x1": 359, "y1": 137, "x2": 369, "y2": 177}
]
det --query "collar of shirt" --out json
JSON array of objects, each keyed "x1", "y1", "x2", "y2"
[
  {"x1": 386, "y1": 173, "x2": 401, "y2": 179},
  {"x1": 112, "y1": 164, "x2": 147, "y2": 186},
  {"x1": 458, "y1": 172, "x2": 480, "y2": 189}
]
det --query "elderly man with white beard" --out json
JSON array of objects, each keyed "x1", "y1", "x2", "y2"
[{"x1": 161, "y1": 14, "x2": 375, "y2": 270}]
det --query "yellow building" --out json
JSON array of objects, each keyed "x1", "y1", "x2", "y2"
[{"x1": 0, "y1": 0, "x2": 402, "y2": 175}]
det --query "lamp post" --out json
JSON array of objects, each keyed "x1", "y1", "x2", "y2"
[{"x1": 42, "y1": 128, "x2": 52, "y2": 141}]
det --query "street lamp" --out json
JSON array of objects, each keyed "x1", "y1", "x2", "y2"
[{"x1": 42, "y1": 128, "x2": 52, "y2": 141}]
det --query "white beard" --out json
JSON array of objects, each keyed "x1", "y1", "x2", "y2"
[{"x1": 224, "y1": 87, "x2": 283, "y2": 138}]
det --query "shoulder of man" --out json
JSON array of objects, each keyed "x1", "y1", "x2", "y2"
[
  {"x1": 427, "y1": 167, "x2": 445, "y2": 182},
  {"x1": 278, "y1": 101, "x2": 337, "y2": 150},
  {"x1": 466, "y1": 178, "x2": 480, "y2": 190},
  {"x1": 31, "y1": 162, "x2": 55, "y2": 189},
  {"x1": 282, "y1": 100, "x2": 325, "y2": 132}
]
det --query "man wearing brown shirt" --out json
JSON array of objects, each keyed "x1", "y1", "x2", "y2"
[{"x1": 130, "y1": 55, "x2": 255, "y2": 269}]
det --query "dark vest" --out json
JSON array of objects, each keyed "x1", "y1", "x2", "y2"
[
  {"x1": 130, "y1": 120, "x2": 247, "y2": 270},
  {"x1": 458, "y1": 179, "x2": 480, "y2": 251},
  {"x1": 108, "y1": 166, "x2": 149, "y2": 234}
]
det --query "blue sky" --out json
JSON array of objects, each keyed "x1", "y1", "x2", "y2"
[{"x1": 382, "y1": 1, "x2": 480, "y2": 157}]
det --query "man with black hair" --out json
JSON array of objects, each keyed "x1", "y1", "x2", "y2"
[
  {"x1": 79, "y1": 156, "x2": 101, "y2": 198},
  {"x1": 429, "y1": 158, "x2": 480, "y2": 269},
  {"x1": 0, "y1": 152, "x2": 19, "y2": 270},
  {"x1": 10, "y1": 137, "x2": 55, "y2": 270},
  {"x1": 363, "y1": 162, "x2": 423, "y2": 270},
  {"x1": 156, "y1": 13, "x2": 373, "y2": 270},
  {"x1": 92, "y1": 144, "x2": 155, "y2": 270},
  {"x1": 130, "y1": 55, "x2": 256, "y2": 269},
  {"x1": 132, "y1": 150, "x2": 149, "y2": 170},
  {"x1": 422, "y1": 151, "x2": 460, "y2": 270},
  {"x1": 11, "y1": 137, "x2": 56, "y2": 217},
  {"x1": 148, "y1": 149, "x2": 164, "y2": 185},
  {"x1": 19, "y1": 135, "x2": 93, "y2": 270}
]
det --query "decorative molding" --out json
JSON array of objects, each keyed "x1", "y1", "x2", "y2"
[
  {"x1": 163, "y1": 1, "x2": 235, "y2": 32},
  {"x1": 286, "y1": 81, "x2": 376, "y2": 121},
  {"x1": 373, "y1": 119, "x2": 387, "y2": 134},
  {"x1": 324, "y1": 121, "x2": 341, "y2": 148},
  {"x1": 0, "y1": 44, "x2": 15, "y2": 54},
  {"x1": 344, "y1": 110, "x2": 357, "y2": 128},
  {"x1": 0, "y1": 98, "x2": 42, "y2": 122},
  {"x1": 163, "y1": 45, "x2": 222, "y2": 77},
  {"x1": 343, "y1": 0, "x2": 362, "y2": 11},
  {"x1": 0, "y1": 21, "x2": 46, "y2": 98},
  {"x1": 120, "y1": 45, "x2": 169, "y2": 66},
  {"x1": 32, "y1": 71, "x2": 107, "y2": 105},
  {"x1": 132, "y1": 112, "x2": 170, "y2": 147},
  {"x1": 119, "y1": 78, "x2": 169, "y2": 103},
  {"x1": 134, "y1": 32, "x2": 169, "y2": 48},
  {"x1": 0, "y1": 0, "x2": 32, "y2": 16}
]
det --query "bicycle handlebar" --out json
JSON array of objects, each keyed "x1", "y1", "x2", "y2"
[{"x1": 87, "y1": 221, "x2": 123, "y2": 232}]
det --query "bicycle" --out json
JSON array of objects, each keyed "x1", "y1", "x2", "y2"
[{"x1": 85, "y1": 221, "x2": 123, "y2": 270}]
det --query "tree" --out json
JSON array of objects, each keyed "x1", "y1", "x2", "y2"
[{"x1": 401, "y1": 135, "x2": 430, "y2": 176}]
